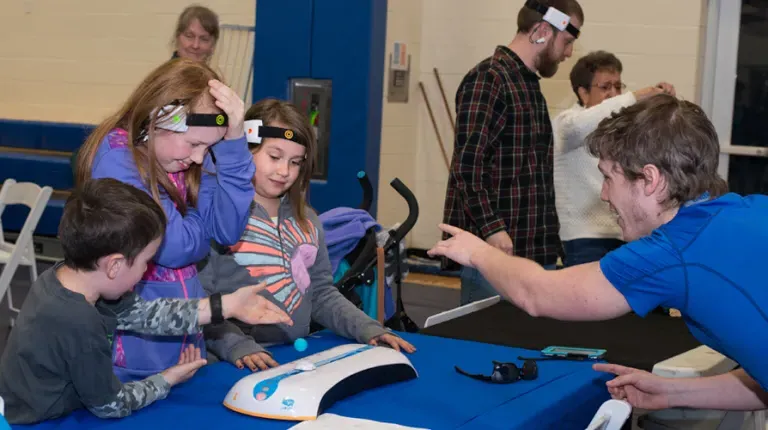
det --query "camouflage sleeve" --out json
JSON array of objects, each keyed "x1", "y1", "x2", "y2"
[
  {"x1": 87, "y1": 374, "x2": 171, "y2": 418},
  {"x1": 113, "y1": 293, "x2": 201, "y2": 336}
]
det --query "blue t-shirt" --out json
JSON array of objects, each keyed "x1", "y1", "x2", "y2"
[{"x1": 600, "y1": 192, "x2": 768, "y2": 388}]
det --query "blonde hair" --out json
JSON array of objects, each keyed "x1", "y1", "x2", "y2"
[
  {"x1": 245, "y1": 99, "x2": 317, "y2": 233},
  {"x1": 77, "y1": 58, "x2": 223, "y2": 214}
]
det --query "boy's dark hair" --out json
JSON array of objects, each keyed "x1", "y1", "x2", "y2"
[
  {"x1": 517, "y1": 0, "x2": 584, "y2": 34},
  {"x1": 60, "y1": 178, "x2": 167, "y2": 270},
  {"x1": 570, "y1": 51, "x2": 623, "y2": 105}
]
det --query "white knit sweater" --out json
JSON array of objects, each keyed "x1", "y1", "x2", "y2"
[{"x1": 553, "y1": 92, "x2": 637, "y2": 242}]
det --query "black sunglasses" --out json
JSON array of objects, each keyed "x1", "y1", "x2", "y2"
[{"x1": 455, "y1": 360, "x2": 538, "y2": 384}]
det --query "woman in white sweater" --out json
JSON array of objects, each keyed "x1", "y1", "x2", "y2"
[{"x1": 553, "y1": 51, "x2": 675, "y2": 266}]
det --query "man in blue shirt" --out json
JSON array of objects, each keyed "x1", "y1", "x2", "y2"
[{"x1": 429, "y1": 93, "x2": 768, "y2": 411}]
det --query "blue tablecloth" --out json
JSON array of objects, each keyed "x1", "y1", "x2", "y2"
[{"x1": 21, "y1": 332, "x2": 610, "y2": 429}]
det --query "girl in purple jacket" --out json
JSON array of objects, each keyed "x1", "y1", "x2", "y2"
[{"x1": 76, "y1": 58, "x2": 256, "y2": 382}]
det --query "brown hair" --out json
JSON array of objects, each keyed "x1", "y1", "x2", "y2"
[
  {"x1": 586, "y1": 94, "x2": 728, "y2": 207},
  {"x1": 245, "y1": 99, "x2": 317, "y2": 233},
  {"x1": 518, "y1": 0, "x2": 584, "y2": 33},
  {"x1": 175, "y1": 5, "x2": 220, "y2": 44},
  {"x1": 76, "y1": 58, "x2": 223, "y2": 214},
  {"x1": 61, "y1": 178, "x2": 166, "y2": 271},
  {"x1": 570, "y1": 51, "x2": 622, "y2": 106}
]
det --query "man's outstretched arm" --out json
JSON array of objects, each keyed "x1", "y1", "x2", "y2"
[
  {"x1": 429, "y1": 224, "x2": 632, "y2": 321},
  {"x1": 671, "y1": 369, "x2": 768, "y2": 411}
]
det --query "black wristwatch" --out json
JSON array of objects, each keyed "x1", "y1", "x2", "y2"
[{"x1": 210, "y1": 293, "x2": 224, "y2": 324}]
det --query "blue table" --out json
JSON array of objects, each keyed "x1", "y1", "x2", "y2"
[{"x1": 22, "y1": 332, "x2": 610, "y2": 429}]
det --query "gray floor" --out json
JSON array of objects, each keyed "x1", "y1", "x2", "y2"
[{"x1": 0, "y1": 262, "x2": 459, "y2": 356}]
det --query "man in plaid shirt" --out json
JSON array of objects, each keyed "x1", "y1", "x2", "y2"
[{"x1": 443, "y1": 0, "x2": 584, "y2": 304}]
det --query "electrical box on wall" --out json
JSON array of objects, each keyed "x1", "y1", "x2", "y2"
[
  {"x1": 387, "y1": 42, "x2": 410, "y2": 103},
  {"x1": 289, "y1": 78, "x2": 332, "y2": 180},
  {"x1": 254, "y1": 0, "x2": 386, "y2": 214}
]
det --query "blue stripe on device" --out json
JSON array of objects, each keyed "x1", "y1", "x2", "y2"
[{"x1": 252, "y1": 345, "x2": 374, "y2": 401}]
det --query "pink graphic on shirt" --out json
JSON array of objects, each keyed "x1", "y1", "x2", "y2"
[
  {"x1": 106, "y1": 128, "x2": 129, "y2": 149},
  {"x1": 291, "y1": 244, "x2": 318, "y2": 294},
  {"x1": 230, "y1": 216, "x2": 319, "y2": 315}
]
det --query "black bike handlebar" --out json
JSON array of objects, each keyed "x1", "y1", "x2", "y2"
[
  {"x1": 336, "y1": 177, "x2": 419, "y2": 292},
  {"x1": 357, "y1": 171, "x2": 374, "y2": 212},
  {"x1": 385, "y1": 178, "x2": 419, "y2": 247}
]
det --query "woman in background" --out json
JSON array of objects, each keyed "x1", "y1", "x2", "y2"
[{"x1": 172, "y1": 5, "x2": 219, "y2": 62}]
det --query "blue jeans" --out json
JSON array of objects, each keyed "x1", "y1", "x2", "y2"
[
  {"x1": 562, "y1": 238, "x2": 624, "y2": 267},
  {"x1": 460, "y1": 263, "x2": 557, "y2": 305}
]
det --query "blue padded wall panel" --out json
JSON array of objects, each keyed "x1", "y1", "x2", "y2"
[
  {"x1": 0, "y1": 120, "x2": 80, "y2": 236},
  {"x1": 307, "y1": 0, "x2": 387, "y2": 216},
  {"x1": 0, "y1": 153, "x2": 73, "y2": 190},
  {"x1": 0, "y1": 119, "x2": 93, "y2": 153},
  {"x1": 252, "y1": 0, "x2": 313, "y2": 101}
]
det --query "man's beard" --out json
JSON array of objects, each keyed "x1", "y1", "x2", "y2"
[{"x1": 537, "y1": 44, "x2": 560, "y2": 78}]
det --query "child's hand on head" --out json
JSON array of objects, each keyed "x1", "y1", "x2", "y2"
[
  {"x1": 369, "y1": 333, "x2": 417, "y2": 353},
  {"x1": 208, "y1": 79, "x2": 245, "y2": 141},
  {"x1": 161, "y1": 345, "x2": 207, "y2": 387},
  {"x1": 236, "y1": 352, "x2": 279, "y2": 372},
  {"x1": 223, "y1": 282, "x2": 294, "y2": 326}
]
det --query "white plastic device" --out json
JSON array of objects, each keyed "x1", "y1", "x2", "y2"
[
  {"x1": 585, "y1": 399, "x2": 632, "y2": 430},
  {"x1": 244, "y1": 119, "x2": 265, "y2": 144},
  {"x1": 224, "y1": 344, "x2": 417, "y2": 421},
  {"x1": 542, "y1": 6, "x2": 571, "y2": 32}
]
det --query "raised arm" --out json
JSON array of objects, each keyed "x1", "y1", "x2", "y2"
[
  {"x1": 196, "y1": 136, "x2": 256, "y2": 246},
  {"x1": 554, "y1": 92, "x2": 637, "y2": 154},
  {"x1": 428, "y1": 223, "x2": 689, "y2": 321}
]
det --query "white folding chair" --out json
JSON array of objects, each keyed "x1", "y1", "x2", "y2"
[
  {"x1": 210, "y1": 24, "x2": 255, "y2": 104},
  {"x1": 0, "y1": 179, "x2": 53, "y2": 323}
]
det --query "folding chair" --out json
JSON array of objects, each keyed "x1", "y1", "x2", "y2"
[{"x1": 0, "y1": 179, "x2": 53, "y2": 324}]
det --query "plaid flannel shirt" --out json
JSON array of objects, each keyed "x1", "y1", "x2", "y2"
[{"x1": 443, "y1": 45, "x2": 562, "y2": 266}]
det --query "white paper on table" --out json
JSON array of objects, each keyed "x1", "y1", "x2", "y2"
[{"x1": 289, "y1": 414, "x2": 429, "y2": 430}]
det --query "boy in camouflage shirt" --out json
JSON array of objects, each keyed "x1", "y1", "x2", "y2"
[{"x1": 0, "y1": 178, "x2": 291, "y2": 424}]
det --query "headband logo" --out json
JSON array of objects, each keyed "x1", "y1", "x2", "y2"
[
  {"x1": 216, "y1": 114, "x2": 225, "y2": 125},
  {"x1": 284, "y1": 130, "x2": 294, "y2": 139}
]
